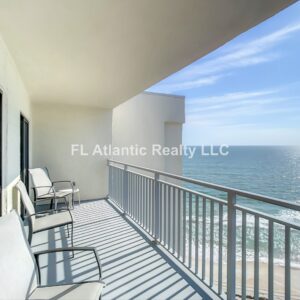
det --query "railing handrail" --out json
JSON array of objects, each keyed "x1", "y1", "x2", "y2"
[{"x1": 108, "y1": 159, "x2": 300, "y2": 211}]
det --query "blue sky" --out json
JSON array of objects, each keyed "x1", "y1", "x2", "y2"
[{"x1": 147, "y1": 2, "x2": 300, "y2": 146}]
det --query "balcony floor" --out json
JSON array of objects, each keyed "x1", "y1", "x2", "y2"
[{"x1": 31, "y1": 200, "x2": 216, "y2": 300}]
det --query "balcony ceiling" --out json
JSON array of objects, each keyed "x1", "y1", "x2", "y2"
[{"x1": 0, "y1": 0, "x2": 295, "y2": 108}]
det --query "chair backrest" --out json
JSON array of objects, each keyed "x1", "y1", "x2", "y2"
[
  {"x1": 29, "y1": 168, "x2": 52, "y2": 197},
  {"x1": 15, "y1": 180, "x2": 36, "y2": 227},
  {"x1": 0, "y1": 210, "x2": 38, "y2": 299}
]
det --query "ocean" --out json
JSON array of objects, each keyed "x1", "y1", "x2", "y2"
[{"x1": 182, "y1": 146, "x2": 300, "y2": 266}]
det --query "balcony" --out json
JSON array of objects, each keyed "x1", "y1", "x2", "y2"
[
  {"x1": 31, "y1": 160, "x2": 300, "y2": 300},
  {"x1": 31, "y1": 199, "x2": 215, "y2": 299}
]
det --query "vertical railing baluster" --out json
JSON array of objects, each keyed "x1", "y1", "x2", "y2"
[
  {"x1": 173, "y1": 187, "x2": 176, "y2": 253},
  {"x1": 168, "y1": 185, "x2": 171, "y2": 250},
  {"x1": 195, "y1": 195, "x2": 199, "y2": 274},
  {"x1": 114, "y1": 167, "x2": 116, "y2": 202},
  {"x1": 148, "y1": 177, "x2": 151, "y2": 231},
  {"x1": 138, "y1": 175, "x2": 141, "y2": 223},
  {"x1": 285, "y1": 226, "x2": 291, "y2": 300},
  {"x1": 152, "y1": 178, "x2": 155, "y2": 236},
  {"x1": 159, "y1": 183, "x2": 164, "y2": 243},
  {"x1": 153, "y1": 175, "x2": 158, "y2": 238},
  {"x1": 139, "y1": 175, "x2": 142, "y2": 224},
  {"x1": 146, "y1": 178, "x2": 149, "y2": 231},
  {"x1": 130, "y1": 173, "x2": 132, "y2": 216},
  {"x1": 164, "y1": 184, "x2": 167, "y2": 245},
  {"x1": 183, "y1": 191, "x2": 186, "y2": 264},
  {"x1": 140, "y1": 175, "x2": 142, "y2": 225},
  {"x1": 254, "y1": 215, "x2": 259, "y2": 299},
  {"x1": 149, "y1": 178, "x2": 151, "y2": 232},
  {"x1": 241, "y1": 211, "x2": 247, "y2": 300},
  {"x1": 218, "y1": 204, "x2": 223, "y2": 295},
  {"x1": 137, "y1": 175, "x2": 139, "y2": 222},
  {"x1": 118, "y1": 168, "x2": 120, "y2": 203},
  {"x1": 123, "y1": 165, "x2": 128, "y2": 213},
  {"x1": 135, "y1": 174, "x2": 138, "y2": 220},
  {"x1": 210, "y1": 200, "x2": 214, "y2": 287},
  {"x1": 188, "y1": 193, "x2": 192, "y2": 268},
  {"x1": 227, "y1": 192, "x2": 236, "y2": 300},
  {"x1": 110, "y1": 166, "x2": 112, "y2": 199},
  {"x1": 268, "y1": 221, "x2": 274, "y2": 300},
  {"x1": 133, "y1": 173, "x2": 135, "y2": 217},
  {"x1": 108, "y1": 164, "x2": 111, "y2": 196},
  {"x1": 131, "y1": 174, "x2": 134, "y2": 218},
  {"x1": 149, "y1": 178, "x2": 151, "y2": 233},
  {"x1": 202, "y1": 197, "x2": 206, "y2": 280},
  {"x1": 132, "y1": 172, "x2": 134, "y2": 215},
  {"x1": 142, "y1": 177, "x2": 146, "y2": 229},
  {"x1": 119, "y1": 167, "x2": 121, "y2": 206},
  {"x1": 178, "y1": 189, "x2": 182, "y2": 259},
  {"x1": 114, "y1": 167, "x2": 116, "y2": 201},
  {"x1": 142, "y1": 176, "x2": 144, "y2": 223}
]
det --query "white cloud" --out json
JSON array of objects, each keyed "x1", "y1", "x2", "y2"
[
  {"x1": 149, "y1": 75, "x2": 221, "y2": 93},
  {"x1": 185, "y1": 23, "x2": 300, "y2": 78},
  {"x1": 185, "y1": 89, "x2": 299, "y2": 126},
  {"x1": 187, "y1": 90, "x2": 277, "y2": 107},
  {"x1": 149, "y1": 22, "x2": 300, "y2": 93}
]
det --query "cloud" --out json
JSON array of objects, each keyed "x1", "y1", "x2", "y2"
[
  {"x1": 149, "y1": 75, "x2": 221, "y2": 93},
  {"x1": 148, "y1": 22, "x2": 300, "y2": 93},
  {"x1": 187, "y1": 90, "x2": 277, "y2": 107},
  {"x1": 185, "y1": 89, "x2": 300, "y2": 126}
]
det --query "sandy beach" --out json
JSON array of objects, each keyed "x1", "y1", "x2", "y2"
[
  {"x1": 234, "y1": 261, "x2": 300, "y2": 299},
  {"x1": 192, "y1": 259, "x2": 300, "y2": 299}
]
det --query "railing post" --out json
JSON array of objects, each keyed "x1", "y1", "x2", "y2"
[
  {"x1": 154, "y1": 172, "x2": 160, "y2": 242},
  {"x1": 227, "y1": 191, "x2": 236, "y2": 300},
  {"x1": 123, "y1": 165, "x2": 128, "y2": 213},
  {"x1": 107, "y1": 161, "x2": 111, "y2": 198}
]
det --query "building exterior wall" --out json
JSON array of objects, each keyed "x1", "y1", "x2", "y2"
[
  {"x1": 32, "y1": 103, "x2": 112, "y2": 200},
  {"x1": 112, "y1": 92, "x2": 185, "y2": 175},
  {"x1": 0, "y1": 35, "x2": 32, "y2": 215},
  {"x1": 0, "y1": 33, "x2": 185, "y2": 209}
]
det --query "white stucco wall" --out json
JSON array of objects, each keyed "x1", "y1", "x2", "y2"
[
  {"x1": 0, "y1": 30, "x2": 185, "y2": 211},
  {"x1": 112, "y1": 92, "x2": 185, "y2": 174},
  {"x1": 32, "y1": 104, "x2": 112, "y2": 200},
  {"x1": 0, "y1": 35, "x2": 32, "y2": 215}
]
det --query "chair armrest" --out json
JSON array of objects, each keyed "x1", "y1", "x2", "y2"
[
  {"x1": 52, "y1": 181, "x2": 75, "y2": 193},
  {"x1": 34, "y1": 247, "x2": 102, "y2": 285},
  {"x1": 32, "y1": 185, "x2": 55, "y2": 190},
  {"x1": 26, "y1": 207, "x2": 70, "y2": 217},
  {"x1": 32, "y1": 186, "x2": 56, "y2": 198}
]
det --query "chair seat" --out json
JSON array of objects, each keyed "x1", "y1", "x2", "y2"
[
  {"x1": 33, "y1": 211, "x2": 72, "y2": 233},
  {"x1": 29, "y1": 282, "x2": 104, "y2": 300},
  {"x1": 37, "y1": 190, "x2": 72, "y2": 199}
]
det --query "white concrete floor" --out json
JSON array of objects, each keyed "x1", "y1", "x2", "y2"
[{"x1": 31, "y1": 200, "x2": 216, "y2": 300}]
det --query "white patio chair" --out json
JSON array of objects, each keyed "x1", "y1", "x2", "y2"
[
  {"x1": 29, "y1": 168, "x2": 80, "y2": 210},
  {"x1": 0, "y1": 210, "x2": 104, "y2": 300},
  {"x1": 16, "y1": 180, "x2": 74, "y2": 247}
]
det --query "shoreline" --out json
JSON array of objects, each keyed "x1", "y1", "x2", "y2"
[{"x1": 189, "y1": 258, "x2": 300, "y2": 299}]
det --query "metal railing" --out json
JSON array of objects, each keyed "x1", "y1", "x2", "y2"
[{"x1": 108, "y1": 159, "x2": 300, "y2": 300}]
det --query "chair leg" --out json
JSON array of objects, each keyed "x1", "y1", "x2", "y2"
[
  {"x1": 72, "y1": 192, "x2": 74, "y2": 209},
  {"x1": 54, "y1": 198, "x2": 58, "y2": 211},
  {"x1": 66, "y1": 224, "x2": 70, "y2": 238},
  {"x1": 71, "y1": 222, "x2": 74, "y2": 258},
  {"x1": 63, "y1": 196, "x2": 69, "y2": 209}
]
